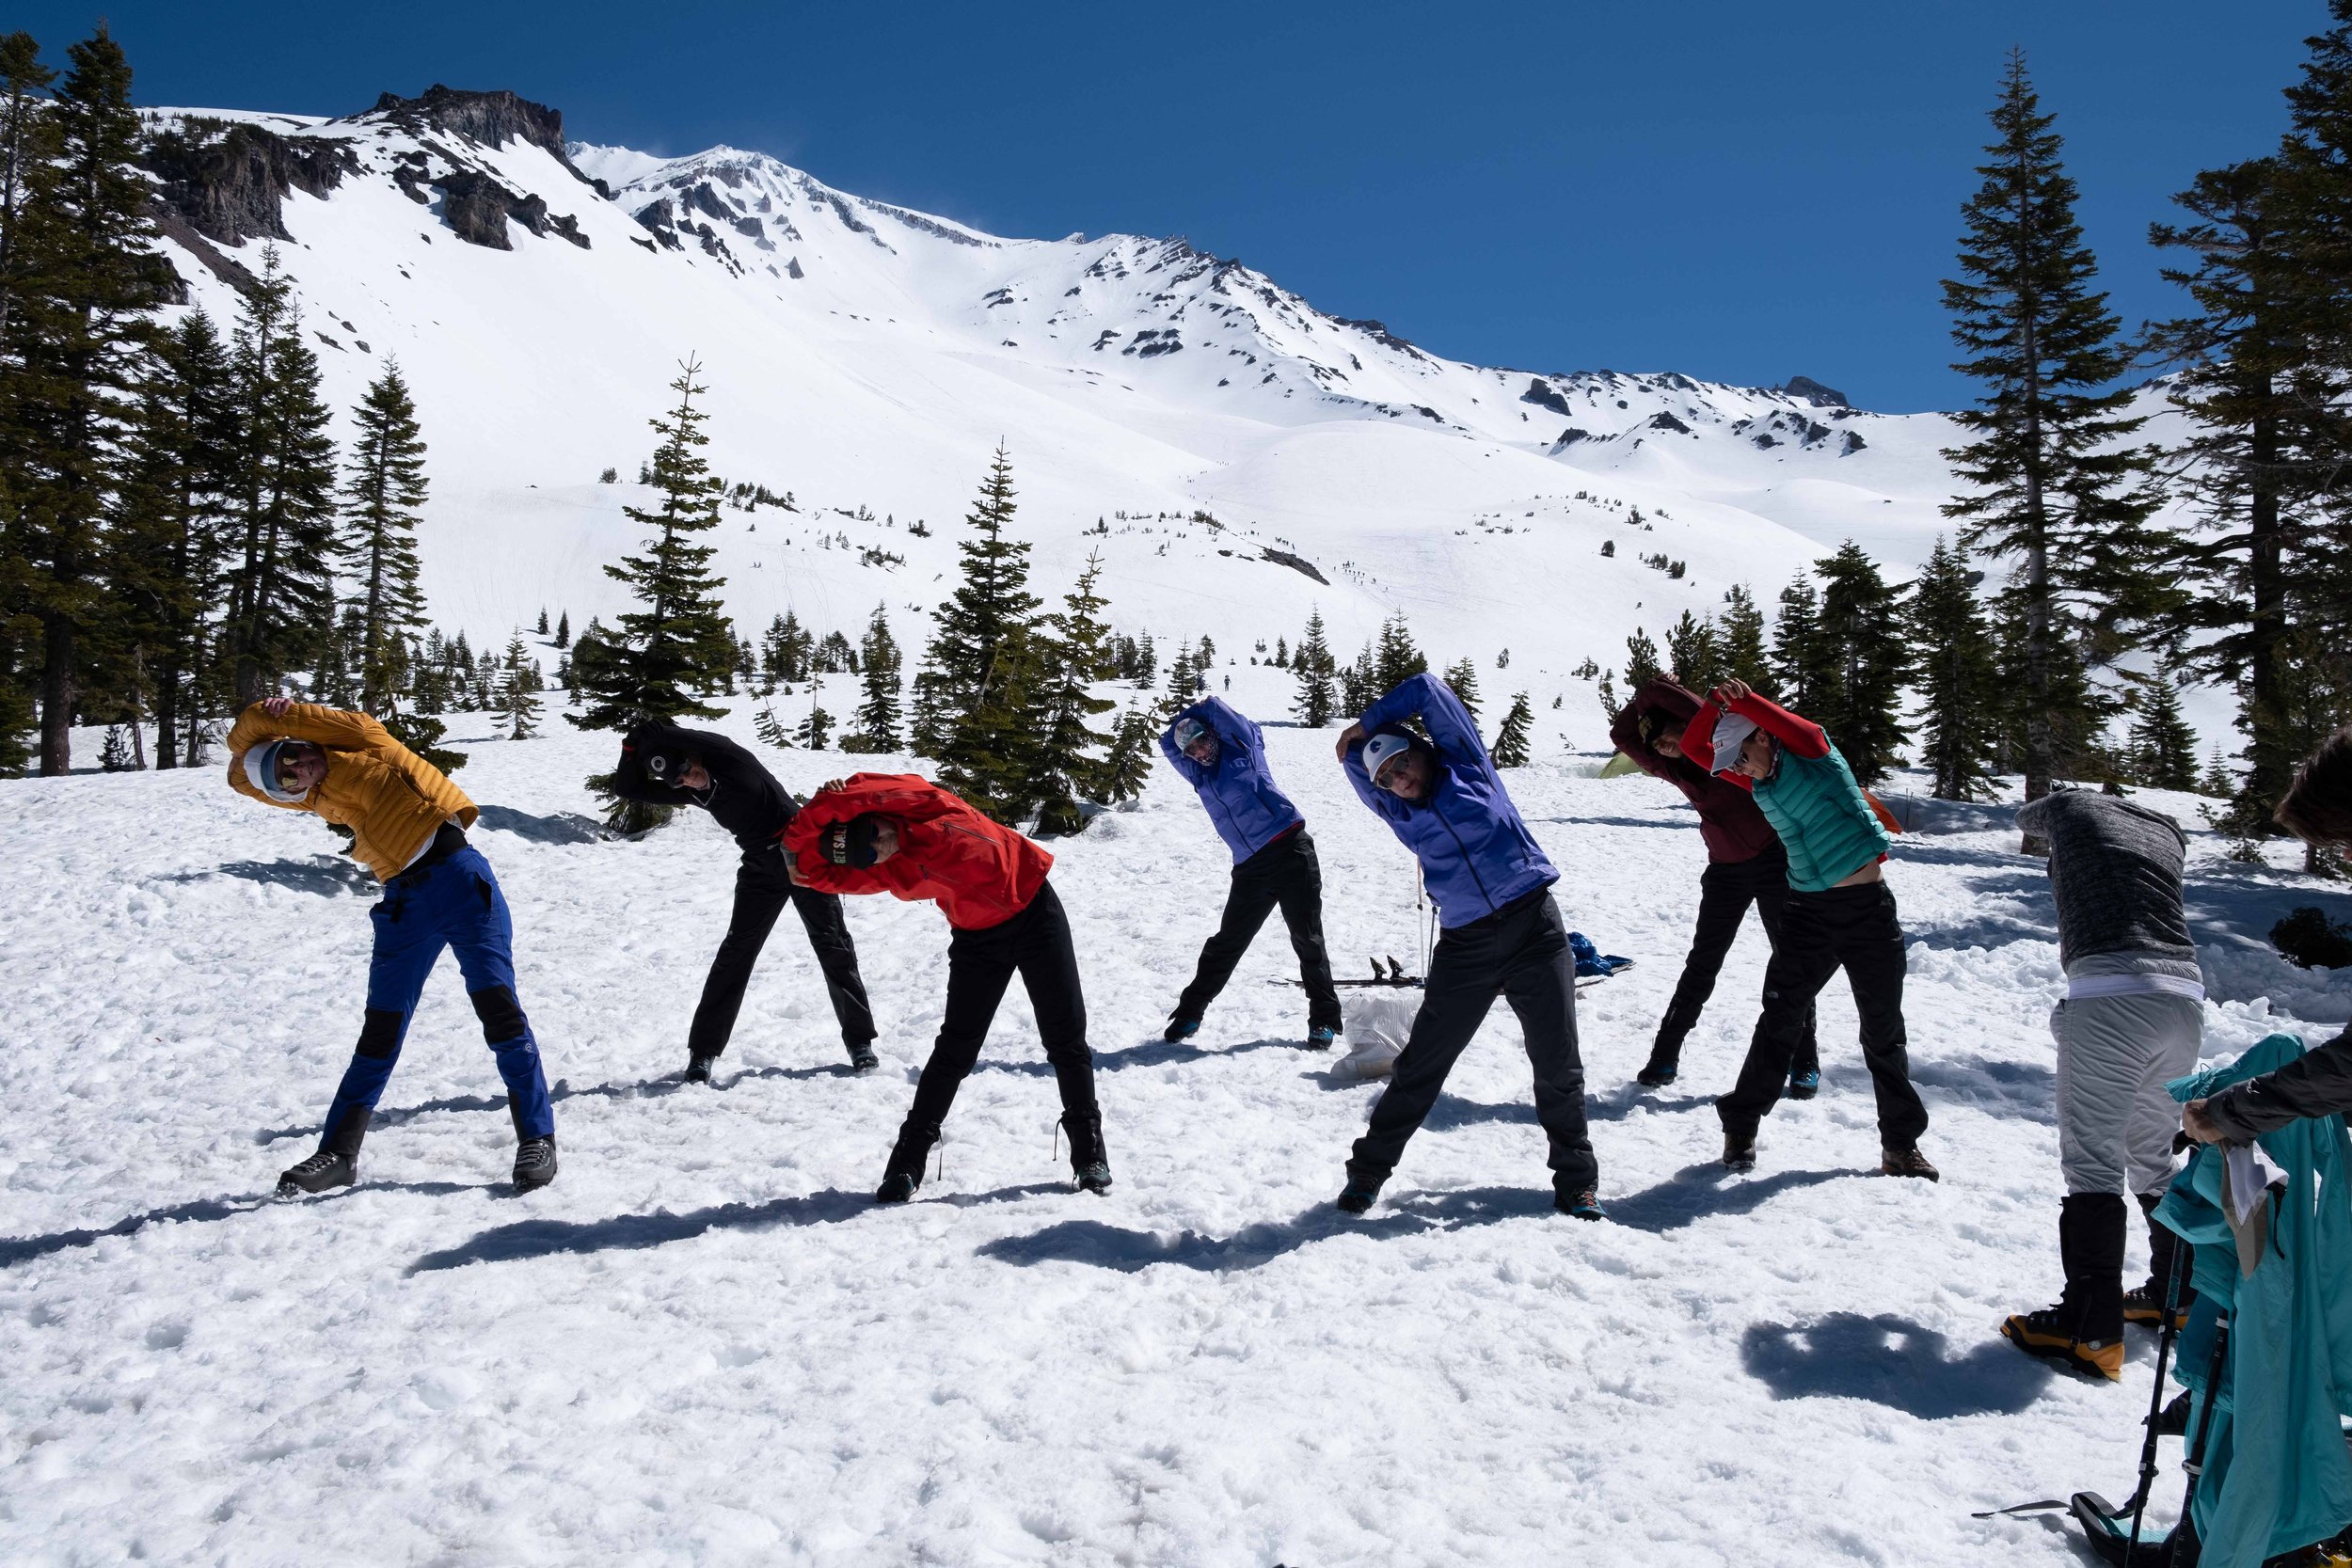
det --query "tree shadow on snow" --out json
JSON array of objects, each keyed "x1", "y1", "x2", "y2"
[
  {"x1": 156, "y1": 855, "x2": 379, "y2": 898},
  {"x1": 470, "y1": 804, "x2": 611, "y2": 845},
  {"x1": 1603, "y1": 1162, "x2": 1864, "y2": 1234},
  {"x1": 407, "y1": 1182, "x2": 1065, "y2": 1273},
  {"x1": 1740, "y1": 1311, "x2": 2055, "y2": 1418}
]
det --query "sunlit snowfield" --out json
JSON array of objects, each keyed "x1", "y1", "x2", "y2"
[{"x1": 1, "y1": 690, "x2": 2339, "y2": 1566}]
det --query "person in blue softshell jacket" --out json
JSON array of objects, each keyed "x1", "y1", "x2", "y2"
[
  {"x1": 1331, "y1": 673, "x2": 1602, "y2": 1220},
  {"x1": 1159, "y1": 698, "x2": 1343, "y2": 1047}
]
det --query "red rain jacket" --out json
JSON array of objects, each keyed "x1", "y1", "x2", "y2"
[{"x1": 781, "y1": 773, "x2": 1052, "y2": 930}]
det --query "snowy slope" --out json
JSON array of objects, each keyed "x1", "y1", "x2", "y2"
[
  {"x1": 133, "y1": 88, "x2": 2032, "y2": 757},
  {"x1": 1, "y1": 668, "x2": 2343, "y2": 1565}
]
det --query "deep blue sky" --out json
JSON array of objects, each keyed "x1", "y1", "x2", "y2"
[{"x1": 16, "y1": 0, "x2": 2326, "y2": 410}]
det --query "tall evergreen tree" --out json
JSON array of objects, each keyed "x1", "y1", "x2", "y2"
[
  {"x1": 1100, "y1": 701, "x2": 1158, "y2": 802},
  {"x1": 1292, "y1": 608, "x2": 1336, "y2": 726},
  {"x1": 1622, "y1": 626, "x2": 1663, "y2": 694},
  {"x1": 1032, "y1": 550, "x2": 1116, "y2": 834},
  {"x1": 340, "y1": 360, "x2": 429, "y2": 714},
  {"x1": 1373, "y1": 614, "x2": 1426, "y2": 692},
  {"x1": 2128, "y1": 675, "x2": 2200, "y2": 791},
  {"x1": 1809, "y1": 541, "x2": 1908, "y2": 784},
  {"x1": 1717, "y1": 584, "x2": 1772, "y2": 690},
  {"x1": 923, "y1": 444, "x2": 1044, "y2": 819},
  {"x1": 568, "y1": 357, "x2": 737, "y2": 830},
  {"x1": 1664, "y1": 610, "x2": 1724, "y2": 694},
  {"x1": 0, "y1": 32, "x2": 56, "y2": 343},
  {"x1": 1490, "y1": 691, "x2": 1534, "y2": 768},
  {"x1": 1771, "y1": 570, "x2": 1830, "y2": 711},
  {"x1": 0, "y1": 33, "x2": 57, "y2": 773},
  {"x1": 219, "y1": 247, "x2": 337, "y2": 705},
  {"x1": 501, "y1": 630, "x2": 542, "y2": 740},
  {"x1": 5, "y1": 25, "x2": 160, "y2": 771},
  {"x1": 850, "y1": 601, "x2": 902, "y2": 751},
  {"x1": 1905, "y1": 535, "x2": 2000, "y2": 800},
  {"x1": 1441, "y1": 655, "x2": 1483, "y2": 725},
  {"x1": 1942, "y1": 51, "x2": 2169, "y2": 847}
]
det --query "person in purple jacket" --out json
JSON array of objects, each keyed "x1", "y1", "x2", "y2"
[
  {"x1": 1160, "y1": 699, "x2": 1343, "y2": 1047},
  {"x1": 1330, "y1": 673, "x2": 1601, "y2": 1219}
]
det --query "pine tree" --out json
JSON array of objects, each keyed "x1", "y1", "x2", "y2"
[
  {"x1": 220, "y1": 247, "x2": 338, "y2": 705},
  {"x1": 849, "y1": 602, "x2": 902, "y2": 751},
  {"x1": 922, "y1": 444, "x2": 1044, "y2": 819},
  {"x1": 795, "y1": 693, "x2": 833, "y2": 750},
  {"x1": 1292, "y1": 608, "x2": 1337, "y2": 726},
  {"x1": 1273, "y1": 635, "x2": 1289, "y2": 668},
  {"x1": 340, "y1": 361, "x2": 429, "y2": 714},
  {"x1": 554, "y1": 609, "x2": 570, "y2": 648},
  {"x1": 0, "y1": 33, "x2": 58, "y2": 773},
  {"x1": 1664, "y1": 610, "x2": 1724, "y2": 693},
  {"x1": 5, "y1": 25, "x2": 160, "y2": 772},
  {"x1": 1623, "y1": 627, "x2": 1663, "y2": 694},
  {"x1": 1490, "y1": 691, "x2": 1534, "y2": 768},
  {"x1": 1032, "y1": 550, "x2": 1116, "y2": 834},
  {"x1": 1441, "y1": 655, "x2": 1483, "y2": 725},
  {"x1": 1100, "y1": 701, "x2": 1157, "y2": 802},
  {"x1": 1373, "y1": 615, "x2": 1426, "y2": 693},
  {"x1": 2129, "y1": 675, "x2": 2200, "y2": 790},
  {"x1": 535, "y1": 608, "x2": 548, "y2": 636},
  {"x1": 1809, "y1": 541, "x2": 1908, "y2": 784},
  {"x1": 1771, "y1": 571, "x2": 1828, "y2": 710},
  {"x1": 754, "y1": 701, "x2": 789, "y2": 749},
  {"x1": 498, "y1": 630, "x2": 542, "y2": 739},
  {"x1": 1943, "y1": 51, "x2": 2169, "y2": 847},
  {"x1": 1906, "y1": 535, "x2": 2001, "y2": 800},
  {"x1": 568, "y1": 357, "x2": 737, "y2": 832},
  {"x1": 1718, "y1": 584, "x2": 1772, "y2": 689}
]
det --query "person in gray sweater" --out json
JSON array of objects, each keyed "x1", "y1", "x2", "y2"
[{"x1": 2000, "y1": 788, "x2": 2203, "y2": 1383}]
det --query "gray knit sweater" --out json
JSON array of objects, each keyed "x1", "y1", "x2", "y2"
[{"x1": 2015, "y1": 790, "x2": 2196, "y2": 966}]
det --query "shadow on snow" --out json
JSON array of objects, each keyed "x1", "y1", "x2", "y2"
[
  {"x1": 155, "y1": 855, "x2": 379, "y2": 898},
  {"x1": 1740, "y1": 1311, "x2": 2055, "y2": 1418},
  {"x1": 0, "y1": 1180, "x2": 492, "y2": 1269}
]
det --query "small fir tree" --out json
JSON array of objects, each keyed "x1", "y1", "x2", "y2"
[
  {"x1": 1031, "y1": 551, "x2": 1116, "y2": 834},
  {"x1": 850, "y1": 602, "x2": 902, "y2": 751},
  {"x1": 1664, "y1": 610, "x2": 1724, "y2": 693},
  {"x1": 1441, "y1": 656, "x2": 1483, "y2": 725},
  {"x1": 1490, "y1": 692, "x2": 1534, "y2": 768},
  {"x1": 1292, "y1": 609, "x2": 1337, "y2": 726},
  {"x1": 340, "y1": 360, "x2": 430, "y2": 713},
  {"x1": 1718, "y1": 584, "x2": 1772, "y2": 689},
  {"x1": 754, "y1": 702, "x2": 790, "y2": 748},
  {"x1": 501, "y1": 630, "x2": 542, "y2": 740},
  {"x1": 1906, "y1": 535, "x2": 2001, "y2": 800},
  {"x1": 1810, "y1": 541, "x2": 1909, "y2": 784},
  {"x1": 922, "y1": 445, "x2": 1044, "y2": 819},
  {"x1": 2129, "y1": 676, "x2": 2200, "y2": 791}
]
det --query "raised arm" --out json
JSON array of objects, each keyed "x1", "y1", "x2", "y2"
[
  {"x1": 225, "y1": 701, "x2": 386, "y2": 809},
  {"x1": 1363, "y1": 672, "x2": 1490, "y2": 774}
]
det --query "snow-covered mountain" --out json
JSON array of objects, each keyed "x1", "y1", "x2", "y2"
[{"x1": 143, "y1": 86, "x2": 1988, "y2": 748}]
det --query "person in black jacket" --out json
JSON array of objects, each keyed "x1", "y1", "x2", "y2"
[
  {"x1": 612, "y1": 721, "x2": 878, "y2": 1081},
  {"x1": 2185, "y1": 726, "x2": 2352, "y2": 1146}
]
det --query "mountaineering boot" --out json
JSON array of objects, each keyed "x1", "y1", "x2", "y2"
[
  {"x1": 2001, "y1": 1193, "x2": 2127, "y2": 1381},
  {"x1": 1555, "y1": 1186, "x2": 1606, "y2": 1221},
  {"x1": 845, "y1": 1039, "x2": 880, "y2": 1073},
  {"x1": 1162, "y1": 1013, "x2": 1200, "y2": 1043},
  {"x1": 1062, "y1": 1109, "x2": 1113, "y2": 1195},
  {"x1": 2125, "y1": 1191, "x2": 2194, "y2": 1329},
  {"x1": 1786, "y1": 1069, "x2": 1820, "y2": 1101},
  {"x1": 1881, "y1": 1146, "x2": 1939, "y2": 1180},
  {"x1": 2150, "y1": 1389, "x2": 2191, "y2": 1437},
  {"x1": 1336, "y1": 1162, "x2": 1388, "y2": 1213},
  {"x1": 277, "y1": 1148, "x2": 358, "y2": 1197},
  {"x1": 875, "y1": 1119, "x2": 938, "y2": 1204},
  {"x1": 513, "y1": 1135, "x2": 559, "y2": 1191},
  {"x1": 1722, "y1": 1132, "x2": 1757, "y2": 1173},
  {"x1": 682, "y1": 1051, "x2": 718, "y2": 1085},
  {"x1": 1636, "y1": 1057, "x2": 1678, "y2": 1088},
  {"x1": 1307, "y1": 1025, "x2": 1338, "y2": 1050}
]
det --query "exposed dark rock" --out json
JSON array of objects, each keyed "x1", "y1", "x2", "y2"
[
  {"x1": 1751, "y1": 433, "x2": 1779, "y2": 450},
  {"x1": 1261, "y1": 547, "x2": 1329, "y2": 585},
  {"x1": 1800, "y1": 420, "x2": 1832, "y2": 445},
  {"x1": 364, "y1": 87, "x2": 584, "y2": 176},
  {"x1": 1334, "y1": 316, "x2": 1428, "y2": 359},
  {"x1": 143, "y1": 119, "x2": 360, "y2": 245},
  {"x1": 1840, "y1": 430, "x2": 1867, "y2": 455},
  {"x1": 1554, "y1": 427, "x2": 1591, "y2": 446},
  {"x1": 1647, "y1": 411, "x2": 1692, "y2": 435},
  {"x1": 785, "y1": 257, "x2": 804, "y2": 278},
  {"x1": 1780, "y1": 375, "x2": 1850, "y2": 408},
  {"x1": 1521, "y1": 378, "x2": 1574, "y2": 417},
  {"x1": 430, "y1": 169, "x2": 520, "y2": 249}
]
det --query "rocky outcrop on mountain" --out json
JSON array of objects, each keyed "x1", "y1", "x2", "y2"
[
  {"x1": 428, "y1": 168, "x2": 590, "y2": 250},
  {"x1": 365, "y1": 87, "x2": 589, "y2": 180},
  {"x1": 1780, "y1": 375, "x2": 1850, "y2": 407},
  {"x1": 143, "y1": 119, "x2": 359, "y2": 245},
  {"x1": 1521, "y1": 378, "x2": 1575, "y2": 417}
]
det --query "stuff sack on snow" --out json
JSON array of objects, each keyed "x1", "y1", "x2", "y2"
[
  {"x1": 1337, "y1": 992, "x2": 1418, "y2": 1079},
  {"x1": 1569, "y1": 931, "x2": 1633, "y2": 977}
]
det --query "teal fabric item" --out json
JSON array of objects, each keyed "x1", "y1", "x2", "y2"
[
  {"x1": 1749, "y1": 742, "x2": 1890, "y2": 894},
  {"x1": 2156, "y1": 1033, "x2": 2352, "y2": 1567}
]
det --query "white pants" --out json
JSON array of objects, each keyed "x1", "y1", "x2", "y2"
[{"x1": 2052, "y1": 991, "x2": 2202, "y2": 1196}]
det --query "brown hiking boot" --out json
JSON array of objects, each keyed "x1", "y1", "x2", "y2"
[{"x1": 1882, "y1": 1145, "x2": 1939, "y2": 1181}]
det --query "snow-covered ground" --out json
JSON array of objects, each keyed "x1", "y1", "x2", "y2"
[{"x1": 3, "y1": 669, "x2": 2343, "y2": 1566}]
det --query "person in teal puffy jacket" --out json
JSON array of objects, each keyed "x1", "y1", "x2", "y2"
[{"x1": 1680, "y1": 677, "x2": 1936, "y2": 1180}]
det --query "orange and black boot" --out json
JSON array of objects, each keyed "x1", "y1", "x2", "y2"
[
  {"x1": 2001, "y1": 1193, "x2": 2127, "y2": 1382},
  {"x1": 2122, "y1": 1191, "x2": 2194, "y2": 1330}
]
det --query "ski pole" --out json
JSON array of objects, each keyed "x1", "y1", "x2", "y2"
[
  {"x1": 2169, "y1": 1312, "x2": 2231, "y2": 1568},
  {"x1": 2123, "y1": 1234, "x2": 2189, "y2": 1560}
]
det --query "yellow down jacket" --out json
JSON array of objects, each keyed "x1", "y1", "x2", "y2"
[{"x1": 224, "y1": 702, "x2": 477, "y2": 882}]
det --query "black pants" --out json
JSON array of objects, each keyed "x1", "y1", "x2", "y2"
[
  {"x1": 900, "y1": 881, "x2": 1098, "y2": 1139},
  {"x1": 1653, "y1": 847, "x2": 1817, "y2": 1076},
  {"x1": 1348, "y1": 889, "x2": 1597, "y2": 1196},
  {"x1": 1176, "y1": 829, "x2": 1343, "y2": 1032},
  {"x1": 1716, "y1": 879, "x2": 1928, "y2": 1145},
  {"x1": 688, "y1": 856, "x2": 876, "y2": 1058}
]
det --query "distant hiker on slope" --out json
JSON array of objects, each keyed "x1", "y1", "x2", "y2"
[
  {"x1": 226, "y1": 697, "x2": 557, "y2": 1196},
  {"x1": 1998, "y1": 788, "x2": 2202, "y2": 1382},
  {"x1": 2184, "y1": 727, "x2": 2352, "y2": 1147},
  {"x1": 1679, "y1": 676, "x2": 1936, "y2": 1181},
  {"x1": 781, "y1": 774, "x2": 1108, "y2": 1201},
  {"x1": 1610, "y1": 677, "x2": 1819, "y2": 1094},
  {"x1": 1329, "y1": 673, "x2": 1602, "y2": 1219},
  {"x1": 1158, "y1": 698, "x2": 1343, "y2": 1048},
  {"x1": 610, "y1": 721, "x2": 878, "y2": 1081}
]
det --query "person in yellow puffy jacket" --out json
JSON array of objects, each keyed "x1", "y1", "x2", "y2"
[{"x1": 227, "y1": 696, "x2": 557, "y2": 1196}]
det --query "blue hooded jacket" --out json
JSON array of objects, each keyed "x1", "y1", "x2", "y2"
[
  {"x1": 1343, "y1": 673, "x2": 1558, "y2": 928},
  {"x1": 1160, "y1": 697, "x2": 1305, "y2": 863}
]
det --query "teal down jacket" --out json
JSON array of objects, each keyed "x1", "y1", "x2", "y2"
[
  {"x1": 1752, "y1": 744, "x2": 1890, "y2": 894},
  {"x1": 2158, "y1": 1032, "x2": 2352, "y2": 1568}
]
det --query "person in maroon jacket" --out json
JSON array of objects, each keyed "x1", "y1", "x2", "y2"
[
  {"x1": 782, "y1": 773, "x2": 1109, "y2": 1202},
  {"x1": 1610, "y1": 679, "x2": 1819, "y2": 1095}
]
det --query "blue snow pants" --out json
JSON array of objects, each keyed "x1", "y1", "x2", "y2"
[{"x1": 317, "y1": 843, "x2": 555, "y2": 1150}]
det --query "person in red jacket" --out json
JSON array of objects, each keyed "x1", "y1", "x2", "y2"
[
  {"x1": 1609, "y1": 678, "x2": 1818, "y2": 1094},
  {"x1": 782, "y1": 773, "x2": 1109, "y2": 1201}
]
